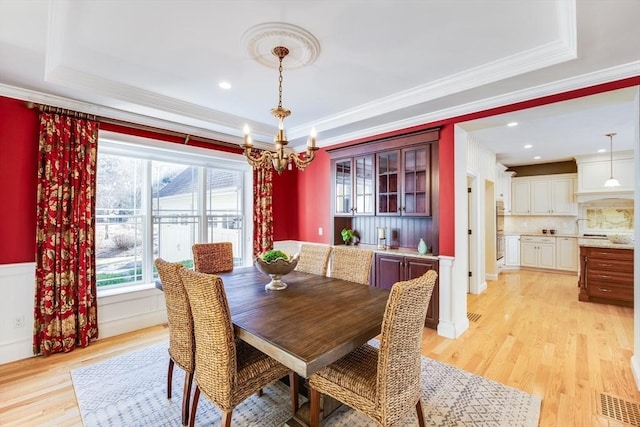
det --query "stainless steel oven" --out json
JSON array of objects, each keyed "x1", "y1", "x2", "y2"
[{"x1": 496, "y1": 201, "x2": 505, "y2": 261}]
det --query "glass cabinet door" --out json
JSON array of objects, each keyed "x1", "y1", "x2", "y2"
[
  {"x1": 354, "y1": 155, "x2": 374, "y2": 215},
  {"x1": 403, "y1": 146, "x2": 430, "y2": 216},
  {"x1": 376, "y1": 151, "x2": 399, "y2": 215},
  {"x1": 334, "y1": 159, "x2": 352, "y2": 215}
]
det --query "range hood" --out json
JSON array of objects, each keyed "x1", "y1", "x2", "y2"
[
  {"x1": 574, "y1": 150, "x2": 635, "y2": 204},
  {"x1": 576, "y1": 191, "x2": 634, "y2": 204}
]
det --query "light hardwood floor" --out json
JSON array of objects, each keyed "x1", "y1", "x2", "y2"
[{"x1": 0, "y1": 269, "x2": 637, "y2": 426}]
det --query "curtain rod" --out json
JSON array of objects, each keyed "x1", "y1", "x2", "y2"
[
  {"x1": 26, "y1": 101, "x2": 96, "y2": 121},
  {"x1": 25, "y1": 101, "x2": 239, "y2": 149}
]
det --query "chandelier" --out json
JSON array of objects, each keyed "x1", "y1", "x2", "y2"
[
  {"x1": 242, "y1": 46, "x2": 318, "y2": 174},
  {"x1": 603, "y1": 132, "x2": 620, "y2": 187}
]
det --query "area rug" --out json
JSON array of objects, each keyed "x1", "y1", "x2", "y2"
[{"x1": 71, "y1": 342, "x2": 541, "y2": 426}]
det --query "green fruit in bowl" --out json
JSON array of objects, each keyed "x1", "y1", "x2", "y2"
[{"x1": 262, "y1": 249, "x2": 290, "y2": 263}]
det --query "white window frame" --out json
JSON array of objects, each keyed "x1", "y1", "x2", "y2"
[{"x1": 97, "y1": 130, "x2": 254, "y2": 296}]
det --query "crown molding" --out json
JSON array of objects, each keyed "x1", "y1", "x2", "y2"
[
  {"x1": 291, "y1": 0, "x2": 578, "y2": 137},
  {"x1": 314, "y1": 61, "x2": 640, "y2": 149}
]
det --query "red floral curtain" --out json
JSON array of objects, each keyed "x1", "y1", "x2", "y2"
[
  {"x1": 253, "y1": 164, "x2": 273, "y2": 257},
  {"x1": 33, "y1": 112, "x2": 99, "y2": 356}
]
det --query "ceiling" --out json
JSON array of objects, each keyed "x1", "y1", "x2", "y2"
[{"x1": 0, "y1": 1, "x2": 638, "y2": 167}]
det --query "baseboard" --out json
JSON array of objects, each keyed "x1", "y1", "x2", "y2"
[
  {"x1": 98, "y1": 310, "x2": 167, "y2": 340},
  {"x1": 631, "y1": 354, "x2": 640, "y2": 391},
  {"x1": 437, "y1": 317, "x2": 470, "y2": 339},
  {"x1": 0, "y1": 337, "x2": 34, "y2": 365}
]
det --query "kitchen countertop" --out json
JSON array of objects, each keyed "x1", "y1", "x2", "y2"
[
  {"x1": 342, "y1": 243, "x2": 439, "y2": 260},
  {"x1": 577, "y1": 237, "x2": 634, "y2": 250},
  {"x1": 505, "y1": 233, "x2": 635, "y2": 250}
]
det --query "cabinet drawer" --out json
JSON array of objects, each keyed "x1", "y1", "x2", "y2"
[
  {"x1": 589, "y1": 258, "x2": 634, "y2": 273},
  {"x1": 585, "y1": 248, "x2": 634, "y2": 261},
  {"x1": 588, "y1": 280, "x2": 634, "y2": 301},
  {"x1": 521, "y1": 235, "x2": 555, "y2": 244},
  {"x1": 587, "y1": 270, "x2": 634, "y2": 285}
]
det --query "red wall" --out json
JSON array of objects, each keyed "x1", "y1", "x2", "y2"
[
  {"x1": 1, "y1": 76, "x2": 638, "y2": 263},
  {"x1": 0, "y1": 97, "x2": 39, "y2": 263}
]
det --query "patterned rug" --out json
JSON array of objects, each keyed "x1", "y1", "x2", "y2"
[{"x1": 71, "y1": 342, "x2": 541, "y2": 426}]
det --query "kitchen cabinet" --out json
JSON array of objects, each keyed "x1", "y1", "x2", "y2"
[
  {"x1": 511, "y1": 180, "x2": 531, "y2": 215},
  {"x1": 556, "y1": 237, "x2": 578, "y2": 272},
  {"x1": 495, "y1": 164, "x2": 514, "y2": 214},
  {"x1": 374, "y1": 253, "x2": 439, "y2": 329},
  {"x1": 520, "y1": 235, "x2": 556, "y2": 269},
  {"x1": 332, "y1": 154, "x2": 375, "y2": 216},
  {"x1": 377, "y1": 146, "x2": 431, "y2": 216},
  {"x1": 505, "y1": 235, "x2": 520, "y2": 267},
  {"x1": 578, "y1": 246, "x2": 633, "y2": 307},
  {"x1": 511, "y1": 174, "x2": 577, "y2": 216}
]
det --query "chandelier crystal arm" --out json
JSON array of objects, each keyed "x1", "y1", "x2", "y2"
[{"x1": 240, "y1": 45, "x2": 318, "y2": 174}]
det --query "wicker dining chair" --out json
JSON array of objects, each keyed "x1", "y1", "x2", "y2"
[
  {"x1": 154, "y1": 258, "x2": 194, "y2": 427},
  {"x1": 179, "y1": 268, "x2": 299, "y2": 427},
  {"x1": 295, "y1": 244, "x2": 332, "y2": 276},
  {"x1": 329, "y1": 246, "x2": 374, "y2": 285},
  {"x1": 308, "y1": 269, "x2": 438, "y2": 427},
  {"x1": 192, "y1": 242, "x2": 234, "y2": 274}
]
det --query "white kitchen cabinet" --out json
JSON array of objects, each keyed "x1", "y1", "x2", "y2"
[
  {"x1": 511, "y1": 180, "x2": 531, "y2": 215},
  {"x1": 512, "y1": 174, "x2": 577, "y2": 216},
  {"x1": 520, "y1": 236, "x2": 556, "y2": 269},
  {"x1": 505, "y1": 235, "x2": 520, "y2": 267},
  {"x1": 556, "y1": 237, "x2": 578, "y2": 272}
]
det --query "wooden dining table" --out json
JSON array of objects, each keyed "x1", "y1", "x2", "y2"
[{"x1": 215, "y1": 266, "x2": 391, "y2": 378}]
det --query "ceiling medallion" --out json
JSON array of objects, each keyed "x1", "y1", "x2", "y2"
[{"x1": 242, "y1": 22, "x2": 320, "y2": 70}]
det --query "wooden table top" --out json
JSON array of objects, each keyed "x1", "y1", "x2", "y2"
[{"x1": 215, "y1": 267, "x2": 390, "y2": 377}]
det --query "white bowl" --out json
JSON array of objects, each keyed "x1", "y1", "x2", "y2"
[{"x1": 607, "y1": 234, "x2": 632, "y2": 244}]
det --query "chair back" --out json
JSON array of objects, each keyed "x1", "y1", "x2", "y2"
[
  {"x1": 329, "y1": 246, "x2": 374, "y2": 285},
  {"x1": 376, "y1": 269, "x2": 437, "y2": 426},
  {"x1": 179, "y1": 268, "x2": 236, "y2": 406},
  {"x1": 155, "y1": 258, "x2": 194, "y2": 373},
  {"x1": 192, "y1": 242, "x2": 234, "y2": 274},
  {"x1": 295, "y1": 244, "x2": 332, "y2": 275}
]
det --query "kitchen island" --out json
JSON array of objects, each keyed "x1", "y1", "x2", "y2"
[{"x1": 578, "y1": 237, "x2": 634, "y2": 306}]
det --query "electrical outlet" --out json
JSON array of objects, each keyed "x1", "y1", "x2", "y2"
[
  {"x1": 14, "y1": 315, "x2": 25, "y2": 328},
  {"x1": 318, "y1": 227, "x2": 323, "y2": 236}
]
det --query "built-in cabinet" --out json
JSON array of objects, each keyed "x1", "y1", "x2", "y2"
[
  {"x1": 375, "y1": 253, "x2": 439, "y2": 329},
  {"x1": 504, "y1": 235, "x2": 520, "y2": 267},
  {"x1": 520, "y1": 235, "x2": 556, "y2": 269},
  {"x1": 511, "y1": 174, "x2": 577, "y2": 216},
  {"x1": 328, "y1": 128, "x2": 440, "y2": 252},
  {"x1": 578, "y1": 246, "x2": 634, "y2": 307},
  {"x1": 377, "y1": 146, "x2": 431, "y2": 216},
  {"x1": 556, "y1": 237, "x2": 579, "y2": 272},
  {"x1": 495, "y1": 164, "x2": 514, "y2": 214},
  {"x1": 333, "y1": 155, "x2": 375, "y2": 216}
]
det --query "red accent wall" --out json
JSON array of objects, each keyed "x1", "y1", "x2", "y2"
[
  {"x1": 0, "y1": 97, "x2": 40, "y2": 263},
  {"x1": 271, "y1": 166, "x2": 299, "y2": 241},
  {"x1": 296, "y1": 149, "x2": 331, "y2": 243}
]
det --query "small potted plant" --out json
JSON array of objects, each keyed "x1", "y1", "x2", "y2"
[{"x1": 341, "y1": 228, "x2": 354, "y2": 245}]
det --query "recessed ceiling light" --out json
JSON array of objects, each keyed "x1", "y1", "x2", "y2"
[
  {"x1": 524, "y1": 144, "x2": 532, "y2": 149},
  {"x1": 597, "y1": 149, "x2": 606, "y2": 153},
  {"x1": 533, "y1": 156, "x2": 541, "y2": 160},
  {"x1": 218, "y1": 81, "x2": 231, "y2": 90},
  {"x1": 507, "y1": 122, "x2": 518, "y2": 127}
]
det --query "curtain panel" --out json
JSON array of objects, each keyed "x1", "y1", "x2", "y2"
[
  {"x1": 253, "y1": 165, "x2": 273, "y2": 257},
  {"x1": 33, "y1": 112, "x2": 99, "y2": 356}
]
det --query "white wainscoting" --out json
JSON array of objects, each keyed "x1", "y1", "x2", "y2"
[{"x1": 0, "y1": 262, "x2": 167, "y2": 365}]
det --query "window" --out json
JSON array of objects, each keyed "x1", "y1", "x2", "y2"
[{"x1": 95, "y1": 131, "x2": 253, "y2": 291}]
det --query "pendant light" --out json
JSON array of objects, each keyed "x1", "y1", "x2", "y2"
[{"x1": 603, "y1": 132, "x2": 620, "y2": 187}]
